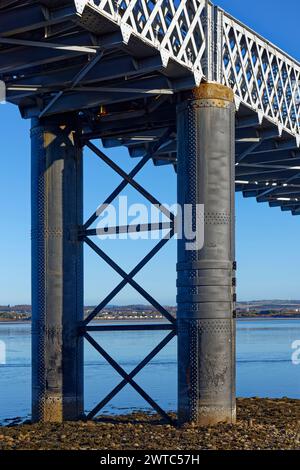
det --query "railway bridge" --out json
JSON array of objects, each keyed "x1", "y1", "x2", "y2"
[{"x1": 1, "y1": 0, "x2": 300, "y2": 425}]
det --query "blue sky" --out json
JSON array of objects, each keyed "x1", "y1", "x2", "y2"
[{"x1": 1, "y1": 0, "x2": 300, "y2": 305}]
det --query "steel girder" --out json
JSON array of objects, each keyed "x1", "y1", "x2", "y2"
[
  {"x1": 1, "y1": 0, "x2": 300, "y2": 214},
  {"x1": 1, "y1": 1, "x2": 300, "y2": 136}
]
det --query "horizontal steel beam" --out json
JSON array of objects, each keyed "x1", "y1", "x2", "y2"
[
  {"x1": 0, "y1": 32, "x2": 96, "y2": 74},
  {"x1": 0, "y1": 4, "x2": 77, "y2": 37},
  {"x1": 82, "y1": 324, "x2": 176, "y2": 332},
  {"x1": 5, "y1": 54, "x2": 173, "y2": 93},
  {"x1": 250, "y1": 138, "x2": 299, "y2": 155},
  {"x1": 243, "y1": 188, "x2": 300, "y2": 199},
  {"x1": 269, "y1": 200, "x2": 300, "y2": 208},
  {"x1": 237, "y1": 151, "x2": 300, "y2": 166},
  {"x1": 0, "y1": 36, "x2": 98, "y2": 53},
  {"x1": 83, "y1": 222, "x2": 173, "y2": 237},
  {"x1": 235, "y1": 113, "x2": 263, "y2": 129},
  {"x1": 236, "y1": 127, "x2": 281, "y2": 141},
  {"x1": 236, "y1": 168, "x2": 297, "y2": 179},
  {"x1": 21, "y1": 75, "x2": 175, "y2": 117}
]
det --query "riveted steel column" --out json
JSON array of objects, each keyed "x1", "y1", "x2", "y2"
[
  {"x1": 177, "y1": 83, "x2": 236, "y2": 426},
  {"x1": 31, "y1": 114, "x2": 83, "y2": 422}
]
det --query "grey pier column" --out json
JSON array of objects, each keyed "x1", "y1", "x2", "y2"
[
  {"x1": 177, "y1": 83, "x2": 236, "y2": 426},
  {"x1": 31, "y1": 115, "x2": 84, "y2": 422}
]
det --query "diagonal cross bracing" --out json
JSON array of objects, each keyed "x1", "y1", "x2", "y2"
[
  {"x1": 83, "y1": 229, "x2": 174, "y2": 324},
  {"x1": 84, "y1": 332, "x2": 176, "y2": 423},
  {"x1": 85, "y1": 330, "x2": 176, "y2": 420},
  {"x1": 80, "y1": 140, "x2": 177, "y2": 420},
  {"x1": 83, "y1": 235, "x2": 175, "y2": 324}
]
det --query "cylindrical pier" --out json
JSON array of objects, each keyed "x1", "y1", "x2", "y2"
[
  {"x1": 177, "y1": 83, "x2": 236, "y2": 426},
  {"x1": 31, "y1": 115, "x2": 84, "y2": 422}
]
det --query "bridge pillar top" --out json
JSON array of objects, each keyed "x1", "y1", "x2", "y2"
[{"x1": 190, "y1": 82, "x2": 235, "y2": 104}]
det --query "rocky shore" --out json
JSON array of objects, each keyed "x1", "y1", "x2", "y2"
[{"x1": 0, "y1": 398, "x2": 299, "y2": 450}]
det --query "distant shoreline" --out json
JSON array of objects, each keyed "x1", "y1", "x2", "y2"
[{"x1": 1, "y1": 316, "x2": 300, "y2": 325}]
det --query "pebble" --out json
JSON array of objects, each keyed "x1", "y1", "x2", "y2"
[{"x1": 0, "y1": 398, "x2": 299, "y2": 451}]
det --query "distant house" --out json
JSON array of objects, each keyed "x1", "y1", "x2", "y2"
[{"x1": 0, "y1": 306, "x2": 10, "y2": 312}]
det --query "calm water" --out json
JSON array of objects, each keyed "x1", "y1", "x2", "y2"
[{"x1": 0, "y1": 319, "x2": 299, "y2": 423}]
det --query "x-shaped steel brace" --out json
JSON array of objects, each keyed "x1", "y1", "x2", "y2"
[
  {"x1": 83, "y1": 129, "x2": 174, "y2": 229},
  {"x1": 85, "y1": 330, "x2": 176, "y2": 423},
  {"x1": 83, "y1": 234, "x2": 175, "y2": 324},
  {"x1": 85, "y1": 140, "x2": 175, "y2": 222},
  {"x1": 83, "y1": 152, "x2": 151, "y2": 230},
  {"x1": 83, "y1": 228, "x2": 174, "y2": 324}
]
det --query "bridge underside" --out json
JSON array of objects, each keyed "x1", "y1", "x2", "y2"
[
  {"x1": 1, "y1": 0, "x2": 300, "y2": 214},
  {"x1": 1, "y1": 0, "x2": 299, "y2": 426}
]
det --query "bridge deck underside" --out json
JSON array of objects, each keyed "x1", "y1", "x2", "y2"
[{"x1": 1, "y1": 0, "x2": 300, "y2": 215}]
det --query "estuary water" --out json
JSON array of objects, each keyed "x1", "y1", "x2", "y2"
[{"x1": 0, "y1": 319, "x2": 299, "y2": 423}]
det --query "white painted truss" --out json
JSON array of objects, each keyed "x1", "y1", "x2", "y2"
[
  {"x1": 74, "y1": 0, "x2": 300, "y2": 139},
  {"x1": 75, "y1": 0, "x2": 208, "y2": 84},
  {"x1": 222, "y1": 11, "x2": 300, "y2": 139}
]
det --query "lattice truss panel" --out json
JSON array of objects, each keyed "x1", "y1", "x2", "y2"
[
  {"x1": 75, "y1": 0, "x2": 207, "y2": 80},
  {"x1": 222, "y1": 13, "x2": 300, "y2": 138}
]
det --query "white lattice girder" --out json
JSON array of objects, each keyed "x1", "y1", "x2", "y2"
[
  {"x1": 74, "y1": 0, "x2": 207, "y2": 85},
  {"x1": 73, "y1": 1, "x2": 300, "y2": 139},
  {"x1": 222, "y1": 13, "x2": 300, "y2": 138}
]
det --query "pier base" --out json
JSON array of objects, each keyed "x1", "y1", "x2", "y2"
[
  {"x1": 31, "y1": 115, "x2": 83, "y2": 422},
  {"x1": 177, "y1": 83, "x2": 236, "y2": 426}
]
